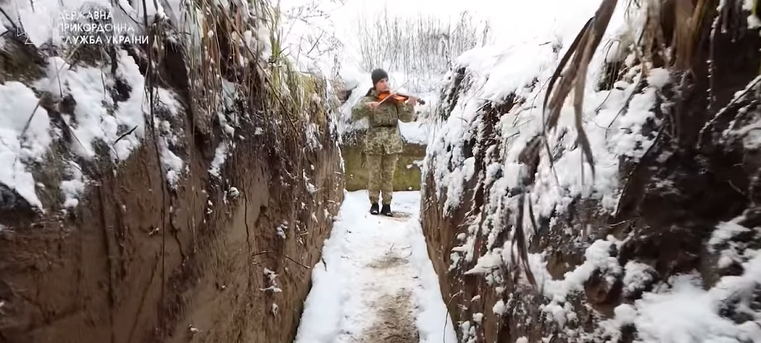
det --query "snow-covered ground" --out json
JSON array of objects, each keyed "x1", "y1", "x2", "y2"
[{"x1": 294, "y1": 190, "x2": 456, "y2": 343}]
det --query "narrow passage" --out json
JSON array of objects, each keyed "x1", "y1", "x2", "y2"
[{"x1": 294, "y1": 191, "x2": 457, "y2": 343}]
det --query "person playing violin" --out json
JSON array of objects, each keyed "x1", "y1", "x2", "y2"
[{"x1": 351, "y1": 68, "x2": 418, "y2": 216}]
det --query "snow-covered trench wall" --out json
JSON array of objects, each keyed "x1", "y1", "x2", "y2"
[
  {"x1": 0, "y1": 0, "x2": 343, "y2": 342},
  {"x1": 421, "y1": 0, "x2": 761, "y2": 342}
]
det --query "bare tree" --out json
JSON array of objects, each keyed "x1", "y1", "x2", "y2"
[
  {"x1": 278, "y1": 0, "x2": 345, "y2": 77},
  {"x1": 352, "y1": 7, "x2": 492, "y2": 82}
]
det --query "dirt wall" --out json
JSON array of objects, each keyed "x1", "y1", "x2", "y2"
[
  {"x1": 0, "y1": 120, "x2": 343, "y2": 343},
  {"x1": 420, "y1": 2, "x2": 761, "y2": 342},
  {"x1": 0, "y1": 36, "x2": 344, "y2": 343}
]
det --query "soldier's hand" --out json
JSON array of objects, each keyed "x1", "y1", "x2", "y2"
[
  {"x1": 406, "y1": 96, "x2": 418, "y2": 105},
  {"x1": 367, "y1": 101, "x2": 380, "y2": 110}
]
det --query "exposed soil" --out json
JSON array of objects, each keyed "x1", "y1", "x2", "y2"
[
  {"x1": 420, "y1": 2, "x2": 761, "y2": 343},
  {"x1": 368, "y1": 250, "x2": 409, "y2": 269},
  {"x1": 0, "y1": 134, "x2": 343, "y2": 343},
  {"x1": 359, "y1": 290, "x2": 419, "y2": 343},
  {"x1": 361, "y1": 240, "x2": 418, "y2": 342},
  {"x1": 300, "y1": 192, "x2": 437, "y2": 343},
  {"x1": 0, "y1": 40, "x2": 344, "y2": 343},
  {"x1": 384, "y1": 212, "x2": 413, "y2": 223}
]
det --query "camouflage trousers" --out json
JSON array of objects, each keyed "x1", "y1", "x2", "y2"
[{"x1": 365, "y1": 153, "x2": 399, "y2": 205}]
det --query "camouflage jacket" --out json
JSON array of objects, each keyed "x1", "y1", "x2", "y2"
[{"x1": 350, "y1": 88, "x2": 415, "y2": 155}]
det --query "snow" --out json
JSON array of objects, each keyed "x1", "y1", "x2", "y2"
[
  {"x1": 34, "y1": 54, "x2": 167, "y2": 161},
  {"x1": 0, "y1": 0, "x2": 188, "y2": 209},
  {"x1": 399, "y1": 122, "x2": 430, "y2": 144},
  {"x1": 492, "y1": 300, "x2": 506, "y2": 315},
  {"x1": 622, "y1": 261, "x2": 656, "y2": 295},
  {"x1": 60, "y1": 161, "x2": 86, "y2": 208},
  {"x1": 0, "y1": 81, "x2": 53, "y2": 208},
  {"x1": 1, "y1": 0, "x2": 315, "y2": 208},
  {"x1": 631, "y1": 276, "x2": 748, "y2": 343},
  {"x1": 647, "y1": 68, "x2": 671, "y2": 88},
  {"x1": 422, "y1": 0, "x2": 657, "y2": 225},
  {"x1": 294, "y1": 190, "x2": 456, "y2": 343},
  {"x1": 423, "y1": 0, "x2": 642, "y2": 267},
  {"x1": 159, "y1": 140, "x2": 184, "y2": 187},
  {"x1": 597, "y1": 237, "x2": 761, "y2": 343},
  {"x1": 415, "y1": 0, "x2": 743, "y2": 339},
  {"x1": 261, "y1": 268, "x2": 283, "y2": 293},
  {"x1": 517, "y1": 213, "x2": 761, "y2": 342},
  {"x1": 209, "y1": 142, "x2": 229, "y2": 179},
  {"x1": 427, "y1": 32, "x2": 661, "y2": 220}
]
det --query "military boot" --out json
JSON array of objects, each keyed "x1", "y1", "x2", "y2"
[
  {"x1": 370, "y1": 203, "x2": 379, "y2": 215},
  {"x1": 380, "y1": 204, "x2": 392, "y2": 216}
]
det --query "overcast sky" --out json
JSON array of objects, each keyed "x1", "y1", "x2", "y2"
[
  {"x1": 332, "y1": 0, "x2": 507, "y2": 38},
  {"x1": 276, "y1": 0, "x2": 607, "y2": 73},
  {"x1": 329, "y1": 0, "x2": 603, "y2": 38}
]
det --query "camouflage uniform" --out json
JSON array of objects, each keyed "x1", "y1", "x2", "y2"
[{"x1": 351, "y1": 88, "x2": 415, "y2": 205}]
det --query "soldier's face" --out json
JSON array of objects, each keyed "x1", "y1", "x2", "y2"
[{"x1": 376, "y1": 79, "x2": 389, "y2": 92}]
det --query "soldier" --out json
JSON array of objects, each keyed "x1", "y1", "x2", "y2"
[{"x1": 351, "y1": 69, "x2": 418, "y2": 216}]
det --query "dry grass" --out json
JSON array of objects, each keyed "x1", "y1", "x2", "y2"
[
  {"x1": 540, "y1": 0, "x2": 713, "y2": 176},
  {"x1": 543, "y1": 0, "x2": 619, "y2": 181},
  {"x1": 542, "y1": 0, "x2": 719, "y2": 158},
  {"x1": 508, "y1": 0, "x2": 733, "y2": 288},
  {"x1": 172, "y1": 0, "x2": 334, "y2": 141}
]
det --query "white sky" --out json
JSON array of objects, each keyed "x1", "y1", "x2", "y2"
[
  {"x1": 330, "y1": 0, "x2": 603, "y2": 38},
  {"x1": 332, "y1": 0, "x2": 498, "y2": 40},
  {"x1": 277, "y1": 0, "x2": 606, "y2": 73}
]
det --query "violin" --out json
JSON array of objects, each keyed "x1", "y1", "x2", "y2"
[{"x1": 377, "y1": 91, "x2": 426, "y2": 105}]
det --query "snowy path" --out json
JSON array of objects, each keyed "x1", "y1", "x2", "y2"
[{"x1": 294, "y1": 190, "x2": 457, "y2": 343}]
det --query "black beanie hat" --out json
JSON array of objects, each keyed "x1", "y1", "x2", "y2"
[{"x1": 371, "y1": 69, "x2": 388, "y2": 87}]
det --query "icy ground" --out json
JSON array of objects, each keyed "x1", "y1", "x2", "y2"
[{"x1": 294, "y1": 190, "x2": 457, "y2": 343}]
